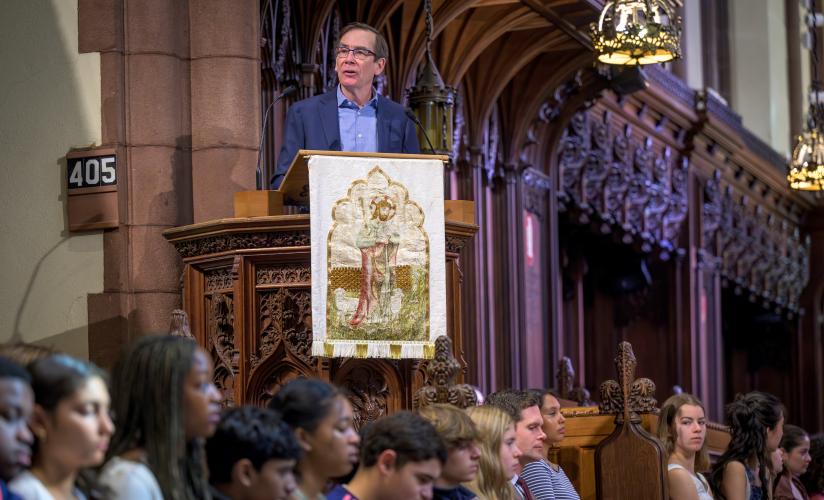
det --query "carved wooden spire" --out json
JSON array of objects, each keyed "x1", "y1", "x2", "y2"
[
  {"x1": 413, "y1": 335, "x2": 478, "y2": 409},
  {"x1": 598, "y1": 341, "x2": 657, "y2": 423},
  {"x1": 169, "y1": 309, "x2": 194, "y2": 339},
  {"x1": 595, "y1": 341, "x2": 667, "y2": 499},
  {"x1": 556, "y1": 356, "x2": 594, "y2": 406}
]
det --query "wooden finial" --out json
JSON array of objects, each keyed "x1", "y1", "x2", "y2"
[
  {"x1": 598, "y1": 341, "x2": 657, "y2": 423},
  {"x1": 413, "y1": 335, "x2": 478, "y2": 409},
  {"x1": 169, "y1": 309, "x2": 193, "y2": 339}
]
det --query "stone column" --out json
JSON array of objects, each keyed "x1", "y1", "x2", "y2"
[
  {"x1": 728, "y1": 0, "x2": 792, "y2": 155},
  {"x1": 189, "y1": 0, "x2": 260, "y2": 222},
  {"x1": 83, "y1": 0, "x2": 193, "y2": 365}
]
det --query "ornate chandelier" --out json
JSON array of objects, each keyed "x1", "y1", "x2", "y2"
[
  {"x1": 789, "y1": 3, "x2": 824, "y2": 191},
  {"x1": 789, "y1": 107, "x2": 824, "y2": 191},
  {"x1": 591, "y1": 0, "x2": 682, "y2": 65}
]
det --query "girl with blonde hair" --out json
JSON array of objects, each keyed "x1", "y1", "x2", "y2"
[
  {"x1": 466, "y1": 405, "x2": 521, "y2": 500},
  {"x1": 657, "y1": 393, "x2": 714, "y2": 499}
]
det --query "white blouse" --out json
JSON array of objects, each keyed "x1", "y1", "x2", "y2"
[
  {"x1": 668, "y1": 463, "x2": 714, "y2": 500},
  {"x1": 98, "y1": 457, "x2": 163, "y2": 500}
]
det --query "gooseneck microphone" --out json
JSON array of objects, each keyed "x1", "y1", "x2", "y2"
[
  {"x1": 256, "y1": 84, "x2": 298, "y2": 189},
  {"x1": 404, "y1": 107, "x2": 438, "y2": 154}
]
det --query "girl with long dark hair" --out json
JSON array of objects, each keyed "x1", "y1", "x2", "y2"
[
  {"x1": 709, "y1": 391, "x2": 785, "y2": 500},
  {"x1": 268, "y1": 378, "x2": 360, "y2": 500},
  {"x1": 9, "y1": 354, "x2": 114, "y2": 500},
  {"x1": 99, "y1": 335, "x2": 222, "y2": 500},
  {"x1": 801, "y1": 435, "x2": 824, "y2": 500}
]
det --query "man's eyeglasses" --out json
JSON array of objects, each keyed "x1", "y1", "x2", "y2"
[{"x1": 335, "y1": 46, "x2": 377, "y2": 61}]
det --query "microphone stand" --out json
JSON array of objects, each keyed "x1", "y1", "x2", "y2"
[
  {"x1": 256, "y1": 84, "x2": 297, "y2": 189},
  {"x1": 404, "y1": 107, "x2": 438, "y2": 154}
]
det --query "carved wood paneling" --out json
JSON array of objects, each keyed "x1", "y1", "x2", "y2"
[
  {"x1": 173, "y1": 231, "x2": 310, "y2": 258},
  {"x1": 168, "y1": 216, "x2": 476, "y2": 416},
  {"x1": 701, "y1": 178, "x2": 810, "y2": 311},
  {"x1": 334, "y1": 362, "x2": 394, "y2": 429},
  {"x1": 558, "y1": 108, "x2": 689, "y2": 257},
  {"x1": 206, "y1": 292, "x2": 238, "y2": 407}
]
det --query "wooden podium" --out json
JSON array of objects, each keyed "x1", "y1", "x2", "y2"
[{"x1": 164, "y1": 151, "x2": 476, "y2": 423}]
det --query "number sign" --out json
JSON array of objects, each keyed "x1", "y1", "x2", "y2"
[{"x1": 68, "y1": 154, "x2": 116, "y2": 189}]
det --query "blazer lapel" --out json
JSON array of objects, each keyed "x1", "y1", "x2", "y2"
[
  {"x1": 376, "y1": 95, "x2": 391, "y2": 152},
  {"x1": 318, "y1": 90, "x2": 342, "y2": 150}
]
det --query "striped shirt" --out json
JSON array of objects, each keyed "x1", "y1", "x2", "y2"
[{"x1": 521, "y1": 460, "x2": 580, "y2": 500}]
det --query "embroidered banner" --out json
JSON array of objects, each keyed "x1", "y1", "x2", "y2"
[{"x1": 310, "y1": 155, "x2": 446, "y2": 359}]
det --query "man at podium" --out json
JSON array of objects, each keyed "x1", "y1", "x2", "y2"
[{"x1": 271, "y1": 22, "x2": 420, "y2": 188}]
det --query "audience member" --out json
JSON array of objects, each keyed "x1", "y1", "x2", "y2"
[
  {"x1": 100, "y1": 335, "x2": 221, "y2": 499},
  {"x1": 418, "y1": 404, "x2": 481, "y2": 500},
  {"x1": 206, "y1": 406, "x2": 301, "y2": 500},
  {"x1": 465, "y1": 405, "x2": 521, "y2": 500},
  {"x1": 0, "y1": 356, "x2": 34, "y2": 500},
  {"x1": 268, "y1": 378, "x2": 359, "y2": 499},
  {"x1": 521, "y1": 389, "x2": 579, "y2": 499},
  {"x1": 709, "y1": 391, "x2": 785, "y2": 500},
  {"x1": 775, "y1": 425, "x2": 811, "y2": 500},
  {"x1": 656, "y1": 393, "x2": 713, "y2": 500},
  {"x1": 801, "y1": 435, "x2": 824, "y2": 500},
  {"x1": 486, "y1": 389, "x2": 546, "y2": 499},
  {"x1": 326, "y1": 411, "x2": 446, "y2": 500},
  {"x1": 10, "y1": 354, "x2": 114, "y2": 500}
]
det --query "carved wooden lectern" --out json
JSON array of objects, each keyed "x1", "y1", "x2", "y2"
[{"x1": 163, "y1": 151, "x2": 477, "y2": 424}]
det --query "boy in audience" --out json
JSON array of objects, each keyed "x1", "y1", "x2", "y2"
[
  {"x1": 328, "y1": 411, "x2": 447, "y2": 500},
  {"x1": 206, "y1": 406, "x2": 301, "y2": 500},
  {"x1": 0, "y1": 356, "x2": 34, "y2": 500},
  {"x1": 486, "y1": 390, "x2": 546, "y2": 500},
  {"x1": 418, "y1": 404, "x2": 481, "y2": 500}
]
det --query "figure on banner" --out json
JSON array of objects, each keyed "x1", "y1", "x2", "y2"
[
  {"x1": 326, "y1": 166, "x2": 430, "y2": 344},
  {"x1": 349, "y1": 195, "x2": 401, "y2": 326}
]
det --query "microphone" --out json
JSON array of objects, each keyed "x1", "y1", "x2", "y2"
[
  {"x1": 256, "y1": 84, "x2": 298, "y2": 189},
  {"x1": 404, "y1": 107, "x2": 437, "y2": 154}
]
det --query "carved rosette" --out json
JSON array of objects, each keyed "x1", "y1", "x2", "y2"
[
  {"x1": 598, "y1": 341, "x2": 657, "y2": 424},
  {"x1": 557, "y1": 109, "x2": 688, "y2": 254},
  {"x1": 414, "y1": 336, "x2": 478, "y2": 410},
  {"x1": 446, "y1": 235, "x2": 468, "y2": 254},
  {"x1": 339, "y1": 365, "x2": 391, "y2": 429}
]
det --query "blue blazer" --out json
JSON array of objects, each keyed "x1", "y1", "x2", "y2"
[{"x1": 271, "y1": 90, "x2": 421, "y2": 188}]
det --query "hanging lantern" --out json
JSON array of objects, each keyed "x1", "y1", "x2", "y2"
[
  {"x1": 788, "y1": 128, "x2": 824, "y2": 190},
  {"x1": 789, "y1": 86, "x2": 824, "y2": 191},
  {"x1": 591, "y1": 0, "x2": 682, "y2": 65},
  {"x1": 406, "y1": 0, "x2": 455, "y2": 156},
  {"x1": 789, "y1": 2, "x2": 824, "y2": 191}
]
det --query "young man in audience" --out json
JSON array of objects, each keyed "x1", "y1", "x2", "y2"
[
  {"x1": 486, "y1": 390, "x2": 547, "y2": 500},
  {"x1": 418, "y1": 404, "x2": 481, "y2": 500},
  {"x1": 206, "y1": 406, "x2": 302, "y2": 500},
  {"x1": 328, "y1": 411, "x2": 448, "y2": 500},
  {"x1": 0, "y1": 356, "x2": 33, "y2": 500}
]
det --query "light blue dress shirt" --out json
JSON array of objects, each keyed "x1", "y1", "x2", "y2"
[{"x1": 337, "y1": 85, "x2": 378, "y2": 152}]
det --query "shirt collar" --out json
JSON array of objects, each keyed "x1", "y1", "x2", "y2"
[{"x1": 337, "y1": 84, "x2": 378, "y2": 110}]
